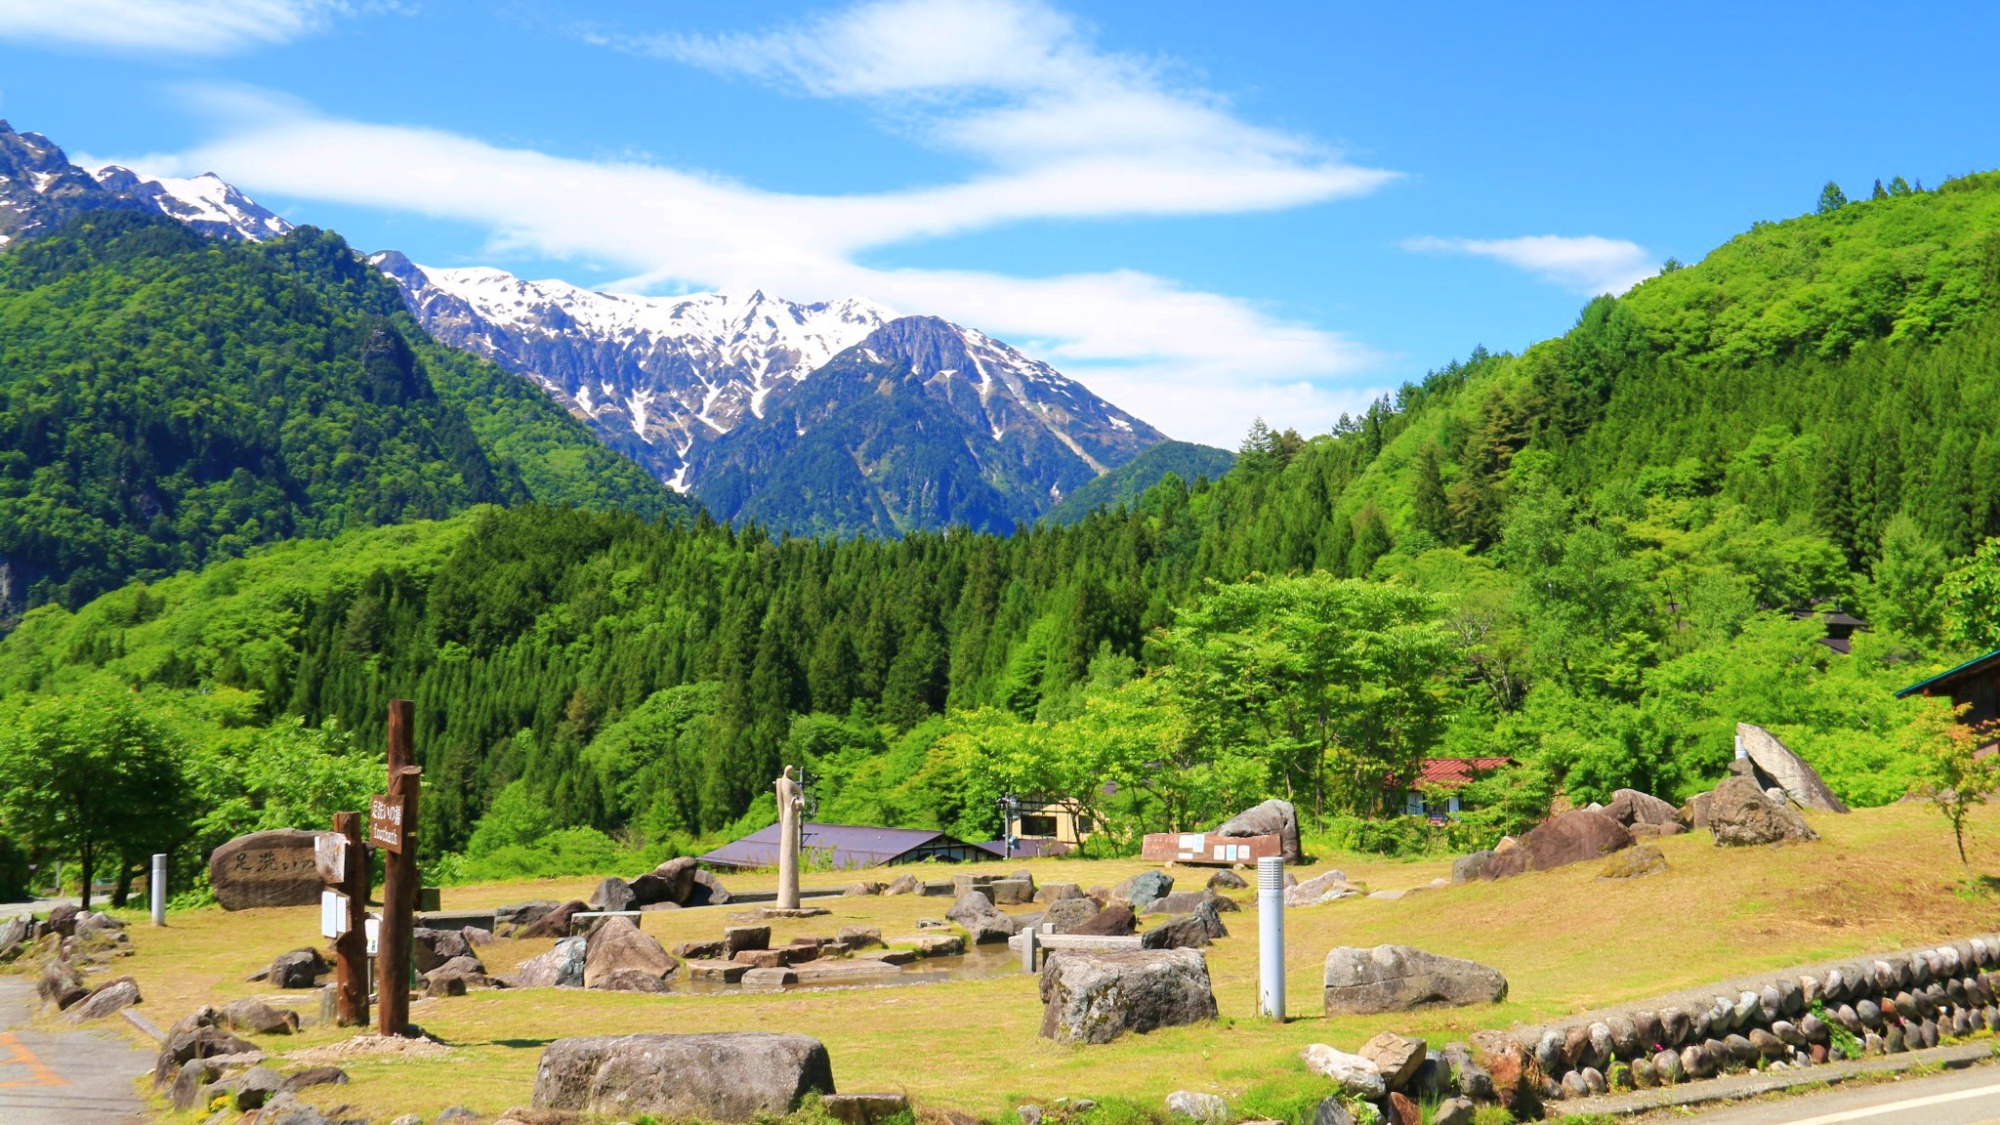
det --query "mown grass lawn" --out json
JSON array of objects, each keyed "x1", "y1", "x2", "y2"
[{"x1": 71, "y1": 800, "x2": 2000, "y2": 1123}]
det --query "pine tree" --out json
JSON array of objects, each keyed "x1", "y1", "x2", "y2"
[{"x1": 1818, "y1": 181, "x2": 1849, "y2": 214}]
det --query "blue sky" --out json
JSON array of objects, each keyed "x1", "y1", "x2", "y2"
[{"x1": 2, "y1": 1, "x2": 1997, "y2": 445}]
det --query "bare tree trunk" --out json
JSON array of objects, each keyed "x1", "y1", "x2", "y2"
[
  {"x1": 112, "y1": 857, "x2": 133, "y2": 908},
  {"x1": 77, "y1": 842, "x2": 93, "y2": 912}
]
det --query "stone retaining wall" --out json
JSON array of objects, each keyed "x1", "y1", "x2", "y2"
[{"x1": 1501, "y1": 933, "x2": 2000, "y2": 1102}]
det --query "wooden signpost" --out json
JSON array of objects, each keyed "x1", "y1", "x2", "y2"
[
  {"x1": 377, "y1": 699, "x2": 421, "y2": 1039},
  {"x1": 328, "y1": 810, "x2": 369, "y2": 1027}
]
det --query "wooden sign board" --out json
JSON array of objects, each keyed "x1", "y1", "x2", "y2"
[
  {"x1": 314, "y1": 832, "x2": 348, "y2": 885},
  {"x1": 369, "y1": 793, "x2": 408, "y2": 854},
  {"x1": 1139, "y1": 831, "x2": 1283, "y2": 867},
  {"x1": 320, "y1": 889, "x2": 350, "y2": 939}
]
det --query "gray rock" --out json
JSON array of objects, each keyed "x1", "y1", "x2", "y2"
[
  {"x1": 1206, "y1": 870, "x2": 1248, "y2": 891},
  {"x1": 822, "y1": 1093, "x2": 910, "y2": 1125},
  {"x1": 1450, "y1": 850, "x2": 1495, "y2": 884},
  {"x1": 1043, "y1": 897, "x2": 1102, "y2": 934},
  {"x1": 647, "y1": 856, "x2": 700, "y2": 904},
  {"x1": 62, "y1": 977, "x2": 140, "y2": 1022},
  {"x1": 281, "y1": 1066, "x2": 349, "y2": 1092},
  {"x1": 1560, "y1": 1070, "x2": 1589, "y2": 1098},
  {"x1": 1140, "y1": 913, "x2": 1213, "y2": 951},
  {"x1": 723, "y1": 925, "x2": 770, "y2": 956},
  {"x1": 1112, "y1": 871, "x2": 1176, "y2": 913},
  {"x1": 1284, "y1": 869, "x2": 1361, "y2": 908},
  {"x1": 1430, "y1": 1097, "x2": 1475, "y2": 1125},
  {"x1": 268, "y1": 949, "x2": 327, "y2": 989},
  {"x1": 512, "y1": 936, "x2": 587, "y2": 988},
  {"x1": 231, "y1": 1066, "x2": 286, "y2": 1111},
  {"x1": 1322, "y1": 945, "x2": 1508, "y2": 1015},
  {"x1": 1311, "y1": 1096, "x2": 1355, "y2": 1125},
  {"x1": 1165, "y1": 1090, "x2": 1229, "y2": 1125},
  {"x1": 1482, "y1": 809, "x2": 1634, "y2": 879},
  {"x1": 412, "y1": 928, "x2": 472, "y2": 973},
  {"x1": 1358, "y1": 1031, "x2": 1426, "y2": 1091},
  {"x1": 589, "y1": 877, "x2": 636, "y2": 913},
  {"x1": 1705, "y1": 777, "x2": 1820, "y2": 846},
  {"x1": 1606, "y1": 789, "x2": 1682, "y2": 831},
  {"x1": 884, "y1": 874, "x2": 921, "y2": 896},
  {"x1": 946, "y1": 892, "x2": 1020, "y2": 944},
  {"x1": 1300, "y1": 1044, "x2": 1386, "y2": 1099},
  {"x1": 1737, "y1": 723, "x2": 1850, "y2": 812},
  {"x1": 1038, "y1": 949, "x2": 1218, "y2": 1044},
  {"x1": 583, "y1": 916, "x2": 677, "y2": 989},
  {"x1": 218, "y1": 998, "x2": 299, "y2": 1035},
  {"x1": 688, "y1": 868, "x2": 732, "y2": 906},
  {"x1": 1215, "y1": 798, "x2": 1303, "y2": 862},
  {"x1": 1582, "y1": 1066, "x2": 1607, "y2": 1094},
  {"x1": 531, "y1": 1032, "x2": 834, "y2": 1120},
  {"x1": 153, "y1": 1022, "x2": 254, "y2": 1089}
]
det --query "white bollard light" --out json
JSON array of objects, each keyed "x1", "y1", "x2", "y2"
[
  {"x1": 150, "y1": 853, "x2": 167, "y2": 927},
  {"x1": 1257, "y1": 855, "x2": 1286, "y2": 1020}
]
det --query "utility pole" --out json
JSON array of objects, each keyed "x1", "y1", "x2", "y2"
[
  {"x1": 376, "y1": 699, "x2": 421, "y2": 1038},
  {"x1": 331, "y1": 810, "x2": 370, "y2": 1027}
]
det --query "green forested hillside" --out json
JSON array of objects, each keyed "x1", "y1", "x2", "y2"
[
  {"x1": 1042, "y1": 440, "x2": 1236, "y2": 525},
  {"x1": 0, "y1": 212, "x2": 680, "y2": 615},
  {"x1": 6, "y1": 174, "x2": 2000, "y2": 889}
]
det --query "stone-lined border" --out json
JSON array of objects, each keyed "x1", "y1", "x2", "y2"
[
  {"x1": 1489, "y1": 934, "x2": 2000, "y2": 1102},
  {"x1": 1562, "y1": 1040, "x2": 1995, "y2": 1116}
]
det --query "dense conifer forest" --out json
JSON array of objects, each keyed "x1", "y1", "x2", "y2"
[{"x1": 6, "y1": 174, "x2": 2000, "y2": 898}]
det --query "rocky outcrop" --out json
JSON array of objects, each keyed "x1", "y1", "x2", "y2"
[
  {"x1": 1708, "y1": 776, "x2": 1820, "y2": 845},
  {"x1": 513, "y1": 936, "x2": 588, "y2": 989},
  {"x1": 946, "y1": 892, "x2": 1021, "y2": 944},
  {"x1": 1285, "y1": 870, "x2": 1363, "y2": 907},
  {"x1": 1323, "y1": 945, "x2": 1508, "y2": 1015},
  {"x1": 218, "y1": 998, "x2": 299, "y2": 1035},
  {"x1": 532, "y1": 1032, "x2": 835, "y2": 1121},
  {"x1": 1482, "y1": 809, "x2": 1633, "y2": 879},
  {"x1": 517, "y1": 901, "x2": 589, "y2": 940},
  {"x1": 1300, "y1": 1044, "x2": 1386, "y2": 1099},
  {"x1": 1738, "y1": 723, "x2": 1849, "y2": 812},
  {"x1": 1605, "y1": 789, "x2": 1684, "y2": 836},
  {"x1": 1216, "y1": 798, "x2": 1303, "y2": 863},
  {"x1": 1600, "y1": 843, "x2": 1668, "y2": 879},
  {"x1": 1038, "y1": 949, "x2": 1218, "y2": 1044}
]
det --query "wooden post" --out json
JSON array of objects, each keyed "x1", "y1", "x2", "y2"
[
  {"x1": 377, "y1": 699, "x2": 421, "y2": 1038},
  {"x1": 332, "y1": 811, "x2": 369, "y2": 1027}
]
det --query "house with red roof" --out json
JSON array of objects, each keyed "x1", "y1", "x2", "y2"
[{"x1": 1392, "y1": 757, "x2": 1516, "y2": 819}]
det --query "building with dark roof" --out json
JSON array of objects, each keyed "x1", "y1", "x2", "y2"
[
  {"x1": 699, "y1": 822, "x2": 992, "y2": 871},
  {"x1": 1896, "y1": 647, "x2": 2000, "y2": 752}
]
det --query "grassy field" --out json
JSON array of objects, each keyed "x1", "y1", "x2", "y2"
[{"x1": 68, "y1": 801, "x2": 2000, "y2": 1123}]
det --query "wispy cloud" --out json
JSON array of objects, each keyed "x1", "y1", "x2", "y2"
[
  {"x1": 0, "y1": 0, "x2": 345, "y2": 55},
  {"x1": 126, "y1": 0, "x2": 1402, "y2": 444},
  {"x1": 1404, "y1": 234, "x2": 1656, "y2": 296}
]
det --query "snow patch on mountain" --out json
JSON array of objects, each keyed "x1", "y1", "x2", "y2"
[{"x1": 91, "y1": 166, "x2": 292, "y2": 242}]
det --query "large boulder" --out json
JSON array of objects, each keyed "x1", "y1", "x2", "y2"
[
  {"x1": 1322, "y1": 945, "x2": 1508, "y2": 1015},
  {"x1": 532, "y1": 1032, "x2": 834, "y2": 1121},
  {"x1": 1605, "y1": 789, "x2": 1684, "y2": 835},
  {"x1": 1285, "y1": 869, "x2": 1362, "y2": 907},
  {"x1": 647, "y1": 857, "x2": 700, "y2": 905},
  {"x1": 1708, "y1": 775, "x2": 1820, "y2": 846},
  {"x1": 1469, "y1": 1029, "x2": 1541, "y2": 1117},
  {"x1": 1112, "y1": 871, "x2": 1175, "y2": 913},
  {"x1": 1450, "y1": 851, "x2": 1494, "y2": 884},
  {"x1": 266, "y1": 949, "x2": 327, "y2": 989},
  {"x1": 1139, "y1": 913, "x2": 1212, "y2": 951},
  {"x1": 517, "y1": 901, "x2": 589, "y2": 940},
  {"x1": 1300, "y1": 1044, "x2": 1385, "y2": 1099},
  {"x1": 1071, "y1": 905, "x2": 1136, "y2": 937},
  {"x1": 208, "y1": 829, "x2": 327, "y2": 910},
  {"x1": 513, "y1": 936, "x2": 589, "y2": 988},
  {"x1": 412, "y1": 928, "x2": 473, "y2": 973},
  {"x1": 1044, "y1": 897, "x2": 1102, "y2": 934},
  {"x1": 584, "y1": 916, "x2": 679, "y2": 990},
  {"x1": 946, "y1": 892, "x2": 1019, "y2": 944},
  {"x1": 688, "y1": 869, "x2": 732, "y2": 906},
  {"x1": 590, "y1": 877, "x2": 637, "y2": 913},
  {"x1": 153, "y1": 1023, "x2": 257, "y2": 1089},
  {"x1": 218, "y1": 998, "x2": 300, "y2": 1035},
  {"x1": 1481, "y1": 809, "x2": 1632, "y2": 879},
  {"x1": 1738, "y1": 723, "x2": 1849, "y2": 813},
  {"x1": 1038, "y1": 948, "x2": 1218, "y2": 1044},
  {"x1": 1358, "y1": 1031, "x2": 1427, "y2": 1092},
  {"x1": 1215, "y1": 798, "x2": 1303, "y2": 863}
]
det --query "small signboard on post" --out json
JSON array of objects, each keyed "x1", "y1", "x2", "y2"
[
  {"x1": 1139, "y1": 831, "x2": 1283, "y2": 866},
  {"x1": 314, "y1": 833, "x2": 348, "y2": 885},
  {"x1": 369, "y1": 793, "x2": 407, "y2": 853},
  {"x1": 320, "y1": 889, "x2": 349, "y2": 939}
]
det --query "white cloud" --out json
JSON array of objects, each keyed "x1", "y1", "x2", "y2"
[
  {"x1": 0, "y1": 0, "x2": 343, "y2": 54},
  {"x1": 124, "y1": 0, "x2": 1401, "y2": 445},
  {"x1": 1404, "y1": 234, "x2": 1656, "y2": 296}
]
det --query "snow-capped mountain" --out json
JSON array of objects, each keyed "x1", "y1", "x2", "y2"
[
  {"x1": 692, "y1": 315, "x2": 1166, "y2": 536},
  {"x1": 0, "y1": 120, "x2": 293, "y2": 247},
  {"x1": 369, "y1": 253, "x2": 893, "y2": 489},
  {"x1": 91, "y1": 166, "x2": 292, "y2": 242}
]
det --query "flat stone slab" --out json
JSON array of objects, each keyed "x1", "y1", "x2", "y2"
[
  {"x1": 792, "y1": 960, "x2": 902, "y2": 983},
  {"x1": 729, "y1": 907, "x2": 832, "y2": 921},
  {"x1": 1031, "y1": 934, "x2": 1144, "y2": 953},
  {"x1": 685, "y1": 960, "x2": 749, "y2": 983},
  {"x1": 888, "y1": 934, "x2": 964, "y2": 957},
  {"x1": 417, "y1": 910, "x2": 498, "y2": 932},
  {"x1": 741, "y1": 967, "x2": 798, "y2": 986},
  {"x1": 853, "y1": 949, "x2": 918, "y2": 966}
]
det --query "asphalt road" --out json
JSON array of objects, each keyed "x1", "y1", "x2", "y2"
[
  {"x1": 1684, "y1": 1064, "x2": 2000, "y2": 1124},
  {"x1": 0, "y1": 978, "x2": 151, "y2": 1125}
]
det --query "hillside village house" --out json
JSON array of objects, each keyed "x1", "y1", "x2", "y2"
[
  {"x1": 1001, "y1": 796, "x2": 1094, "y2": 854},
  {"x1": 1896, "y1": 646, "x2": 2000, "y2": 753},
  {"x1": 1394, "y1": 757, "x2": 1516, "y2": 820}
]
